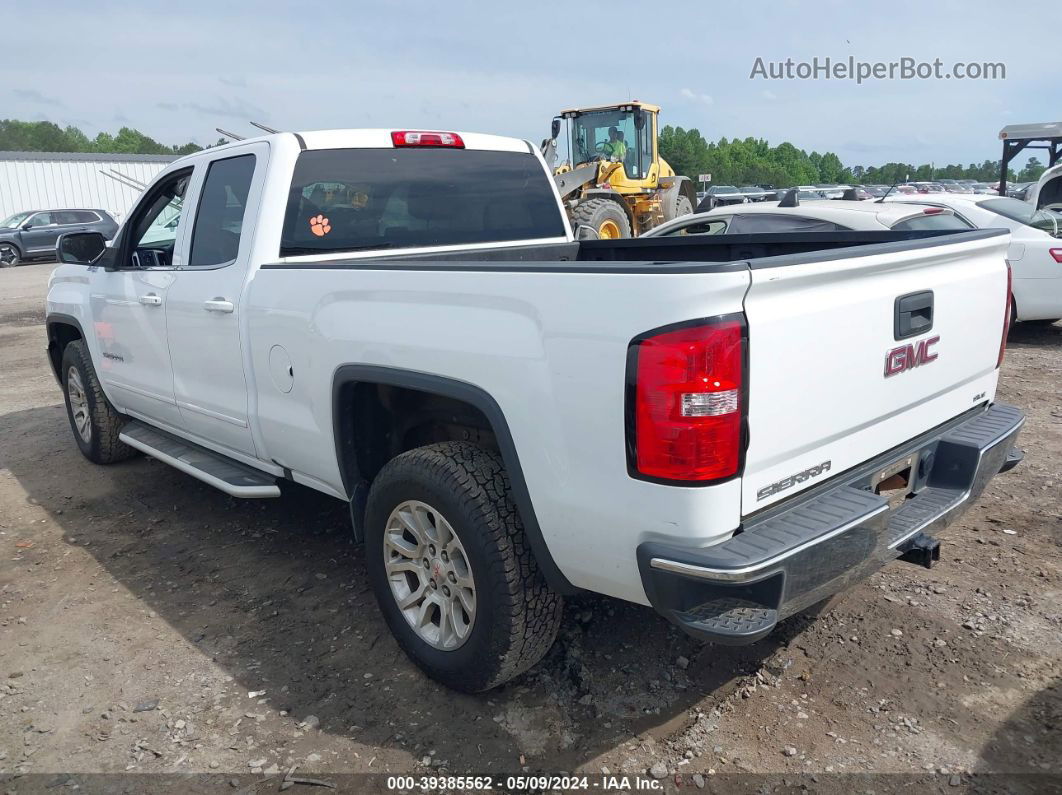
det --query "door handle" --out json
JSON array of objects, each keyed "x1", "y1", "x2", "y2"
[
  {"x1": 139, "y1": 293, "x2": 163, "y2": 306},
  {"x1": 203, "y1": 298, "x2": 235, "y2": 313}
]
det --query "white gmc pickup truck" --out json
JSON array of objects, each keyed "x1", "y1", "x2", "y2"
[{"x1": 45, "y1": 129, "x2": 1025, "y2": 692}]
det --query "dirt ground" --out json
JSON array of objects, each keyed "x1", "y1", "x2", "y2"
[{"x1": 0, "y1": 262, "x2": 1059, "y2": 794}]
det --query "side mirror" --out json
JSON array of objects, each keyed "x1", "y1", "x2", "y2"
[
  {"x1": 634, "y1": 109, "x2": 647, "y2": 131},
  {"x1": 21, "y1": 223, "x2": 33, "y2": 230},
  {"x1": 57, "y1": 231, "x2": 107, "y2": 266},
  {"x1": 575, "y1": 224, "x2": 600, "y2": 241},
  {"x1": 551, "y1": 118, "x2": 561, "y2": 141}
]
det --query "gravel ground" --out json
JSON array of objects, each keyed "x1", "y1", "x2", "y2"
[{"x1": 0, "y1": 262, "x2": 1059, "y2": 793}]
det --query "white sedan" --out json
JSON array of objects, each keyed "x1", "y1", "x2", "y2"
[
  {"x1": 644, "y1": 195, "x2": 975, "y2": 236},
  {"x1": 885, "y1": 194, "x2": 1062, "y2": 323}
]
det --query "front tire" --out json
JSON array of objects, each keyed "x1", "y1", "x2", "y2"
[
  {"x1": 365, "y1": 442, "x2": 563, "y2": 692},
  {"x1": 61, "y1": 341, "x2": 136, "y2": 464},
  {"x1": 0, "y1": 243, "x2": 20, "y2": 268},
  {"x1": 571, "y1": 198, "x2": 632, "y2": 239}
]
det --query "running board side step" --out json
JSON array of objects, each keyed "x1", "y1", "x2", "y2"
[{"x1": 119, "y1": 421, "x2": 281, "y2": 498}]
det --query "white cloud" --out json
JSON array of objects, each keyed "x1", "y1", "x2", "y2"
[{"x1": 680, "y1": 88, "x2": 714, "y2": 106}]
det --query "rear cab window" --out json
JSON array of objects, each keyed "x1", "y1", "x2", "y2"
[{"x1": 280, "y1": 148, "x2": 566, "y2": 256}]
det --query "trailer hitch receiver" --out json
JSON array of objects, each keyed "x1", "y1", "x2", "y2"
[{"x1": 898, "y1": 532, "x2": 941, "y2": 569}]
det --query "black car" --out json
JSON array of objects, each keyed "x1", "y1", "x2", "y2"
[
  {"x1": 0, "y1": 209, "x2": 119, "y2": 267},
  {"x1": 696, "y1": 185, "x2": 748, "y2": 210}
]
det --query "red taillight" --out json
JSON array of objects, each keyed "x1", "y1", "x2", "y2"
[
  {"x1": 391, "y1": 130, "x2": 464, "y2": 148},
  {"x1": 923, "y1": 207, "x2": 945, "y2": 215},
  {"x1": 998, "y1": 262, "x2": 1012, "y2": 368},
  {"x1": 629, "y1": 317, "x2": 745, "y2": 482},
  {"x1": 1050, "y1": 248, "x2": 1062, "y2": 263}
]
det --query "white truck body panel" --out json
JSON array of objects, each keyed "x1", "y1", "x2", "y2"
[
  {"x1": 742, "y1": 234, "x2": 1008, "y2": 511},
  {"x1": 45, "y1": 128, "x2": 1019, "y2": 612}
]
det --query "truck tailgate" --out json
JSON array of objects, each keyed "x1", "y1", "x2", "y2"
[{"x1": 742, "y1": 231, "x2": 1010, "y2": 513}]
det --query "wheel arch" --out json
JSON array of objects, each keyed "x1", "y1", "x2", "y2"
[
  {"x1": 46, "y1": 313, "x2": 86, "y2": 383},
  {"x1": 331, "y1": 365, "x2": 577, "y2": 593}
]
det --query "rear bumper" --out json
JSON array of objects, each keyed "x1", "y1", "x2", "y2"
[{"x1": 637, "y1": 403, "x2": 1025, "y2": 645}]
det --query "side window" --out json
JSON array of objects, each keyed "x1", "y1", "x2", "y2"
[
  {"x1": 726, "y1": 214, "x2": 851, "y2": 233},
  {"x1": 54, "y1": 211, "x2": 81, "y2": 225},
  {"x1": 891, "y1": 214, "x2": 973, "y2": 231},
  {"x1": 126, "y1": 169, "x2": 192, "y2": 268},
  {"x1": 188, "y1": 154, "x2": 256, "y2": 268},
  {"x1": 73, "y1": 210, "x2": 100, "y2": 223},
  {"x1": 28, "y1": 212, "x2": 55, "y2": 228},
  {"x1": 664, "y1": 219, "x2": 729, "y2": 236}
]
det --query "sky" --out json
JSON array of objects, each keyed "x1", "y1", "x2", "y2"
[{"x1": 3, "y1": 0, "x2": 1059, "y2": 170}]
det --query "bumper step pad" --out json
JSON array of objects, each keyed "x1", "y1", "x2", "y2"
[{"x1": 680, "y1": 598, "x2": 778, "y2": 644}]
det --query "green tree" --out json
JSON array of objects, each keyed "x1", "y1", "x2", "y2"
[{"x1": 0, "y1": 119, "x2": 205, "y2": 155}]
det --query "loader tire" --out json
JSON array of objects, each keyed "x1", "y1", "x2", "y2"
[
  {"x1": 571, "y1": 198, "x2": 632, "y2": 240},
  {"x1": 672, "y1": 193, "x2": 693, "y2": 219}
]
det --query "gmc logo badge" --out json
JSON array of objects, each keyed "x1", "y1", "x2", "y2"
[{"x1": 885, "y1": 336, "x2": 940, "y2": 377}]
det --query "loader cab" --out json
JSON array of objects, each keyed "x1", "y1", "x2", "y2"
[{"x1": 561, "y1": 103, "x2": 659, "y2": 186}]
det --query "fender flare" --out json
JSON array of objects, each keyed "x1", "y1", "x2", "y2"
[
  {"x1": 45, "y1": 312, "x2": 88, "y2": 383},
  {"x1": 331, "y1": 364, "x2": 578, "y2": 594}
]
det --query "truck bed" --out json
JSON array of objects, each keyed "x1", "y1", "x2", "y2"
[{"x1": 262, "y1": 228, "x2": 1002, "y2": 270}]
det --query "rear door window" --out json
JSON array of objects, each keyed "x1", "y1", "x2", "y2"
[
  {"x1": 281, "y1": 148, "x2": 566, "y2": 256},
  {"x1": 189, "y1": 154, "x2": 256, "y2": 268}
]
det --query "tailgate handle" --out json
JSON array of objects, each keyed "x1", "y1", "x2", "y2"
[{"x1": 894, "y1": 291, "x2": 934, "y2": 340}]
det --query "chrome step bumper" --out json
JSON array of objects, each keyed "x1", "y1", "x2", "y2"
[{"x1": 637, "y1": 403, "x2": 1025, "y2": 645}]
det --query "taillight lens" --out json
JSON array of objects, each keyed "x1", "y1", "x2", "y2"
[
  {"x1": 629, "y1": 317, "x2": 745, "y2": 482},
  {"x1": 1050, "y1": 248, "x2": 1062, "y2": 263},
  {"x1": 391, "y1": 130, "x2": 464, "y2": 148},
  {"x1": 998, "y1": 262, "x2": 1012, "y2": 368}
]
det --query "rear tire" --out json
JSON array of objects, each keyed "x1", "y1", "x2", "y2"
[
  {"x1": 365, "y1": 442, "x2": 563, "y2": 692},
  {"x1": 0, "y1": 243, "x2": 20, "y2": 268},
  {"x1": 571, "y1": 198, "x2": 632, "y2": 240},
  {"x1": 61, "y1": 341, "x2": 136, "y2": 464},
  {"x1": 672, "y1": 193, "x2": 693, "y2": 219}
]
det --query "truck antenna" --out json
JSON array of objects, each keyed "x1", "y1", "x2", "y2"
[
  {"x1": 249, "y1": 121, "x2": 280, "y2": 134},
  {"x1": 876, "y1": 182, "x2": 899, "y2": 203},
  {"x1": 216, "y1": 127, "x2": 245, "y2": 141}
]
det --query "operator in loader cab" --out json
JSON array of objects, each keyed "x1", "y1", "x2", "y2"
[{"x1": 602, "y1": 126, "x2": 627, "y2": 161}]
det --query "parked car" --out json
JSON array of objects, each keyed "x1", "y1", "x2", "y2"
[
  {"x1": 1026, "y1": 163, "x2": 1062, "y2": 214},
  {"x1": 46, "y1": 128, "x2": 1023, "y2": 692},
  {"x1": 0, "y1": 209, "x2": 118, "y2": 267},
  {"x1": 738, "y1": 186, "x2": 767, "y2": 202},
  {"x1": 1008, "y1": 182, "x2": 1034, "y2": 200},
  {"x1": 643, "y1": 197, "x2": 975, "y2": 236},
  {"x1": 886, "y1": 192, "x2": 1062, "y2": 323},
  {"x1": 696, "y1": 185, "x2": 748, "y2": 208}
]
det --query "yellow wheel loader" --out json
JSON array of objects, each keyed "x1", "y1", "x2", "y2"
[{"x1": 541, "y1": 101, "x2": 696, "y2": 238}]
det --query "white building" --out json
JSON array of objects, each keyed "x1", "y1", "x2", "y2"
[{"x1": 0, "y1": 151, "x2": 177, "y2": 223}]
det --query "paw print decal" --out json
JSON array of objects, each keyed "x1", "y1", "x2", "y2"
[{"x1": 309, "y1": 214, "x2": 331, "y2": 237}]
